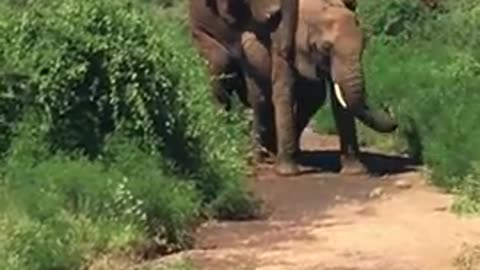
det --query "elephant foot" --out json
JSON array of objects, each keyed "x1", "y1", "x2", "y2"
[
  {"x1": 340, "y1": 155, "x2": 368, "y2": 175},
  {"x1": 274, "y1": 160, "x2": 300, "y2": 176}
]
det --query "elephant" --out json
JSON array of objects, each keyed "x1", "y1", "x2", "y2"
[
  {"x1": 239, "y1": 0, "x2": 398, "y2": 174},
  {"x1": 188, "y1": 0, "x2": 304, "y2": 175}
]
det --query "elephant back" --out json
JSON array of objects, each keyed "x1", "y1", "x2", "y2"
[{"x1": 188, "y1": 0, "x2": 243, "y2": 51}]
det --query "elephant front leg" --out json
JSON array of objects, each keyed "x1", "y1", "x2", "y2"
[
  {"x1": 271, "y1": 55, "x2": 299, "y2": 175},
  {"x1": 268, "y1": 0, "x2": 300, "y2": 176},
  {"x1": 241, "y1": 32, "x2": 277, "y2": 164},
  {"x1": 330, "y1": 82, "x2": 368, "y2": 175}
]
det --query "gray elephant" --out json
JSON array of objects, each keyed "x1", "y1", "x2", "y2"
[
  {"x1": 240, "y1": 0, "x2": 398, "y2": 174},
  {"x1": 188, "y1": 0, "x2": 302, "y2": 175}
]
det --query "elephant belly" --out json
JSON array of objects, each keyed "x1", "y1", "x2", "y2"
[
  {"x1": 294, "y1": 77, "x2": 327, "y2": 134},
  {"x1": 295, "y1": 77, "x2": 327, "y2": 105}
]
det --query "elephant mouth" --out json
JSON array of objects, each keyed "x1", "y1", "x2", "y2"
[{"x1": 333, "y1": 83, "x2": 398, "y2": 133}]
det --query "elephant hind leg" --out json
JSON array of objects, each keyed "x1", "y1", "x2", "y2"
[
  {"x1": 243, "y1": 74, "x2": 276, "y2": 163},
  {"x1": 241, "y1": 32, "x2": 276, "y2": 161},
  {"x1": 191, "y1": 29, "x2": 238, "y2": 110}
]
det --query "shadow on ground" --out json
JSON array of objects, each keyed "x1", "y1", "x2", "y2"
[
  {"x1": 193, "y1": 149, "x2": 418, "y2": 254},
  {"x1": 186, "y1": 133, "x2": 427, "y2": 270},
  {"x1": 299, "y1": 149, "x2": 420, "y2": 176}
]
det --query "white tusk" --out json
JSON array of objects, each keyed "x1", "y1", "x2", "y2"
[{"x1": 334, "y1": 83, "x2": 348, "y2": 108}]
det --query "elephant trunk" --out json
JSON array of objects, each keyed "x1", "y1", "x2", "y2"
[{"x1": 333, "y1": 70, "x2": 398, "y2": 133}]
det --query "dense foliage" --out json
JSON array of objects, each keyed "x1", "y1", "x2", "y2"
[
  {"x1": 0, "y1": 0, "x2": 255, "y2": 269},
  {"x1": 316, "y1": 0, "x2": 480, "y2": 212}
]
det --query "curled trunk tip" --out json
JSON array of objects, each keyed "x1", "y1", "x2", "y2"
[{"x1": 334, "y1": 82, "x2": 398, "y2": 133}]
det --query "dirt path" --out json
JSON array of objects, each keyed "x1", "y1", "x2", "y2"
[{"x1": 159, "y1": 129, "x2": 480, "y2": 270}]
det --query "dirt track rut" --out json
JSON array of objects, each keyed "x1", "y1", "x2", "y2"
[{"x1": 157, "y1": 129, "x2": 480, "y2": 270}]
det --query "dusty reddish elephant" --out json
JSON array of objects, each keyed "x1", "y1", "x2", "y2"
[
  {"x1": 240, "y1": 0, "x2": 398, "y2": 174},
  {"x1": 188, "y1": 0, "x2": 302, "y2": 175}
]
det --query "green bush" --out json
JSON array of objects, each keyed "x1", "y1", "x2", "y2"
[
  {"x1": 452, "y1": 163, "x2": 480, "y2": 215},
  {"x1": 0, "y1": 0, "x2": 254, "y2": 269},
  {"x1": 325, "y1": 0, "x2": 480, "y2": 211},
  {"x1": 357, "y1": 0, "x2": 433, "y2": 38},
  {"x1": 0, "y1": 126, "x2": 200, "y2": 270},
  {"x1": 0, "y1": 0, "x2": 252, "y2": 207},
  {"x1": 362, "y1": 37, "x2": 480, "y2": 178}
]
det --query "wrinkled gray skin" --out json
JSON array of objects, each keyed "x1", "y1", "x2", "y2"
[
  {"x1": 188, "y1": 0, "x2": 301, "y2": 175},
  {"x1": 241, "y1": 0, "x2": 398, "y2": 174}
]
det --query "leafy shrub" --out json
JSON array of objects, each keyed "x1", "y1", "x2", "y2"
[
  {"x1": 0, "y1": 124, "x2": 200, "y2": 270},
  {"x1": 314, "y1": 0, "x2": 480, "y2": 211},
  {"x1": 0, "y1": 0, "x2": 251, "y2": 207},
  {"x1": 0, "y1": 0, "x2": 254, "y2": 269},
  {"x1": 451, "y1": 163, "x2": 480, "y2": 215},
  {"x1": 357, "y1": 0, "x2": 433, "y2": 38},
  {"x1": 454, "y1": 244, "x2": 480, "y2": 270},
  {"x1": 140, "y1": 0, "x2": 177, "y2": 8},
  {"x1": 330, "y1": 0, "x2": 480, "y2": 211},
  {"x1": 361, "y1": 37, "x2": 480, "y2": 179}
]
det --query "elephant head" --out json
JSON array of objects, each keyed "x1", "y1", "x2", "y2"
[{"x1": 316, "y1": 6, "x2": 397, "y2": 133}]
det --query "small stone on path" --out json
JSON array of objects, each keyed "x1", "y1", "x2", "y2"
[
  {"x1": 368, "y1": 187, "x2": 384, "y2": 199},
  {"x1": 394, "y1": 179, "x2": 413, "y2": 189}
]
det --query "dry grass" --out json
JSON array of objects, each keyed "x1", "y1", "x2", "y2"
[{"x1": 454, "y1": 244, "x2": 480, "y2": 270}]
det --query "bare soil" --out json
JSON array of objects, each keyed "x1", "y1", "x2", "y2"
[{"x1": 155, "y1": 128, "x2": 480, "y2": 270}]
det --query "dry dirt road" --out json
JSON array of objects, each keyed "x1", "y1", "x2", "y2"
[{"x1": 156, "y1": 129, "x2": 480, "y2": 270}]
